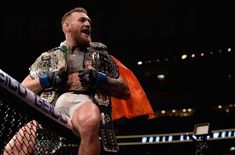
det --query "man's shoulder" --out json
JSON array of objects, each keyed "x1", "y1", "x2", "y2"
[
  {"x1": 29, "y1": 46, "x2": 67, "y2": 79},
  {"x1": 38, "y1": 46, "x2": 66, "y2": 58}
]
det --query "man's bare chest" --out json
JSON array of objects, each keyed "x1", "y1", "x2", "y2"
[{"x1": 67, "y1": 50, "x2": 85, "y2": 73}]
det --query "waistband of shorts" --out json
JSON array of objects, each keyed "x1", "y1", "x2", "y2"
[{"x1": 68, "y1": 90, "x2": 91, "y2": 95}]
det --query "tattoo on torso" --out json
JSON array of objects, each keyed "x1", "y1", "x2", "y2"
[{"x1": 66, "y1": 48, "x2": 86, "y2": 90}]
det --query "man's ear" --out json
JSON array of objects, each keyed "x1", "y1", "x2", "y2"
[{"x1": 62, "y1": 22, "x2": 69, "y2": 32}]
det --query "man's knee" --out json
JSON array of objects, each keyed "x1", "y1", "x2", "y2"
[{"x1": 73, "y1": 109, "x2": 100, "y2": 135}]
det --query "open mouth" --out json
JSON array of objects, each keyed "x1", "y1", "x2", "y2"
[{"x1": 81, "y1": 29, "x2": 90, "y2": 35}]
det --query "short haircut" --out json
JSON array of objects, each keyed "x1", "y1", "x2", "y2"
[{"x1": 61, "y1": 7, "x2": 88, "y2": 25}]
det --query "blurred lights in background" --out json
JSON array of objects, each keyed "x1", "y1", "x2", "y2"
[{"x1": 136, "y1": 48, "x2": 232, "y2": 65}]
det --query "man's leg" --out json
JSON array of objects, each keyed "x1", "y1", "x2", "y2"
[
  {"x1": 3, "y1": 120, "x2": 37, "y2": 155},
  {"x1": 71, "y1": 102, "x2": 101, "y2": 155}
]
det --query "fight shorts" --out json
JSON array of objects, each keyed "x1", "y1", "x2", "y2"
[{"x1": 55, "y1": 92, "x2": 93, "y2": 118}]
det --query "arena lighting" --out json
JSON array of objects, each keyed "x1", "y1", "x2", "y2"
[
  {"x1": 137, "y1": 61, "x2": 142, "y2": 65},
  {"x1": 194, "y1": 123, "x2": 210, "y2": 136},
  {"x1": 181, "y1": 54, "x2": 187, "y2": 59},
  {"x1": 135, "y1": 48, "x2": 231, "y2": 66},
  {"x1": 187, "y1": 123, "x2": 210, "y2": 143},
  {"x1": 190, "y1": 123, "x2": 211, "y2": 155},
  {"x1": 157, "y1": 74, "x2": 165, "y2": 80}
]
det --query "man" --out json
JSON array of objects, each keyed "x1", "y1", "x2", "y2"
[
  {"x1": 5, "y1": 7, "x2": 131, "y2": 155},
  {"x1": 3, "y1": 7, "x2": 129, "y2": 155},
  {"x1": 3, "y1": 7, "x2": 154, "y2": 155}
]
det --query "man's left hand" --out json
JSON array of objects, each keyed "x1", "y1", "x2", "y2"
[{"x1": 78, "y1": 68, "x2": 107, "y2": 89}]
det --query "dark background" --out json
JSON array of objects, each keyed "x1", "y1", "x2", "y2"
[{"x1": 0, "y1": 0, "x2": 234, "y2": 154}]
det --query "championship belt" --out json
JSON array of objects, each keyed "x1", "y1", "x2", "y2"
[
  {"x1": 86, "y1": 42, "x2": 119, "y2": 152},
  {"x1": 94, "y1": 91, "x2": 119, "y2": 152},
  {"x1": 29, "y1": 48, "x2": 67, "y2": 104}
]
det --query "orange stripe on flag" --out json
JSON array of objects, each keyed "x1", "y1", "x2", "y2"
[{"x1": 111, "y1": 56, "x2": 155, "y2": 120}]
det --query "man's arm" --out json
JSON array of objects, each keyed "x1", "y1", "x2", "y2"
[
  {"x1": 105, "y1": 75, "x2": 130, "y2": 99},
  {"x1": 22, "y1": 69, "x2": 64, "y2": 93},
  {"x1": 21, "y1": 75, "x2": 43, "y2": 93}
]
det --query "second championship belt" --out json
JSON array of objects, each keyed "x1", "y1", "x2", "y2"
[{"x1": 87, "y1": 43, "x2": 119, "y2": 152}]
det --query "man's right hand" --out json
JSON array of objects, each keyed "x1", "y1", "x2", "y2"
[{"x1": 39, "y1": 71, "x2": 63, "y2": 89}]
